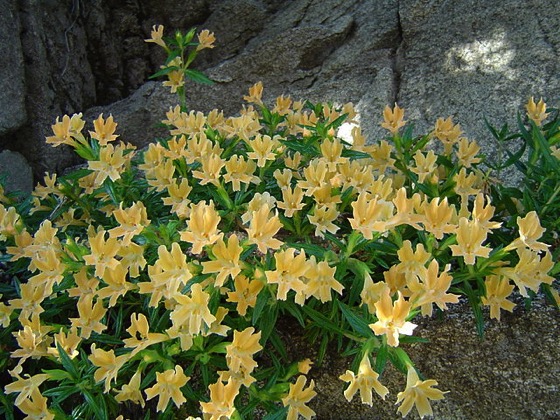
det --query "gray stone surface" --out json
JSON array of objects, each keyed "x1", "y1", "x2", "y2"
[
  {"x1": 0, "y1": 150, "x2": 33, "y2": 195},
  {"x1": 0, "y1": 0, "x2": 27, "y2": 134}
]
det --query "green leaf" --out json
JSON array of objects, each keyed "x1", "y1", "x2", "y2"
[
  {"x1": 263, "y1": 406, "x2": 289, "y2": 420},
  {"x1": 82, "y1": 389, "x2": 108, "y2": 420},
  {"x1": 43, "y1": 369, "x2": 71, "y2": 381},
  {"x1": 57, "y1": 343, "x2": 80, "y2": 382},
  {"x1": 252, "y1": 288, "x2": 269, "y2": 324},
  {"x1": 388, "y1": 347, "x2": 413, "y2": 374},
  {"x1": 375, "y1": 344, "x2": 388, "y2": 375},
  {"x1": 338, "y1": 301, "x2": 374, "y2": 338},
  {"x1": 185, "y1": 69, "x2": 214, "y2": 85}
]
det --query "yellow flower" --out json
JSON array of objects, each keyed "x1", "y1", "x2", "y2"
[
  {"x1": 163, "y1": 178, "x2": 193, "y2": 219},
  {"x1": 305, "y1": 256, "x2": 344, "y2": 303},
  {"x1": 526, "y1": 97, "x2": 549, "y2": 126},
  {"x1": 88, "y1": 344, "x2": 128, "y2": 393},
  {"x1": 163, "y1": 69, "x2": 185, "y2": 94},
  {"x1": 369, "y1": 290, "x2": 416, "y2": 347},
  {"x1": 88, "y1": 143, "x2": 127, "y2": 185},
  {"x1": 420, "y1": 197, "x2": 456, "y2": 240},
  {"x1": 298, "y1": 158, "x2": 330, "y2": 196},
  {"x1": 381, "y1": 103, "x2": 406, "y2": 135},
  {"x1": 118, "y1": 242, "x2": 147, "y2": 278},
  {"x1": 282, "y1": 375, "x2": 317, "y2": 420},
  {"x1": 411, "y1": 150, "x2": 438, "y2": 183},
  {"x1": 223, "y1": 154, "x2": 259, "y2": 191},
  {"x1": 47, "y1": 327, "x2": 81, "y2": 360},
  {"x1": 67, "y1": 267, "x2": 99, "y2": 300},
  {"x1": 14, "y1": 388, "x2": 54, "y2": 420},
  {"x1": 273, "y1": 94, "x2": 293, "y2": 115},
  {"x1": 89, "y1": 114, "x2": 118, "y2": 146},
  {"x1": 245, "y1": 204, "x2": 283, "y2": 253},
  {"x1": 0, "y1": 204, "x2": 21, "y2": 240},
  {"x1": 246, "y1": 134, "x2": 279, "y2": 167},
  {"x1": 395, "y1": 240, "x2": 431, "y2": 282},
  {"x1": 141, "y1": 242, "x2": 193, "y2": 306},
  {"x1": 243, "y1": 81, "x2": 264, "y2": 106},
  {"x1": 115, "y1": 370, "x2": 145, "y2": 408},
  {"x1": 349, "y1": 192, "x2": 395, "y2": 239},
  {"x1": 200, "y1": 378, "x2": 240, "y2": 420},
  {"x1": 498, "y1": 248, "x2": 554, "y2": 297},
  {"x1": 265, "y1": 248, "x2": 309, "y2": 304},
  {"x1": 507, "y1": 210, "x2": 549, "y2": 252},
  {"x1": 123, "y1": 313, "x2": 168, "y2": 356},
  {"x1": 45, "y1": 113, "x2": 84, "y2": 148},
  {"x1": 69, "y1": 295, "x2": 107, "y2": 339},
  {"x1": 226, "y1": 327, "x2": 263, "y2": 374},
  {"x1": 408, "y1": 260, "x2": 459, "y2": 317},
  {"x1": 192, "y1": 152, "x2": 225, "y2": 187},
  {"x1": 369, "y1": 140, "x2": 396, "y2": 172},
  {"x1": 277, "y1": 185, "x2": 306, "y2": 217},
  {"x1": 320, "y1": 138, "x2": 347, "y2": 170},
  {"x1": 456, "y1": 137, "x2": 481, "y2": 167},
  {"x1": 307, "y1": 204, "x2": 339, "y2": 238},
  {"x1": 180, "y1": 201, "x2": 222, "y2": 254},
  {"x1": 0, "y1": 298, "x2": 13, "y2": 327},
  {"x1": 147, "y1": 157, "x2": 176, "y2": 192},
  {"x1": 391, "y1": 188, "x2": 423, "y2": 229},
  {"x1": 241, "y1": 192, "x2": 277, "y2": 224},
  {"x1": 202, "y1": 234, "x2": 243, "y2": 287},
  {"x1": 5, "y1": 373, "x2": 49, "y2": 406},
  {"x1": 96, "y1": 262, "x2": 136, "y2": 307},
  {"x1": 170, "y1": 283, "x2": 216, "y2": 336},
  {"x1": 109, "y1": 202, "x2": 150, "y2": 245},
  {"x1": 339, "y1": 354, "x2": 389, "y2": 406},
  {"x1": 361, "y1": 275, "x2": 389, "y2": 314},
  {"x1": 396, "y1": 366, "x2": 447, "y2": 418},
  {"x1": 453, "y1": 168, "x2": 480, "y2": 208},
  {"x1": 298, "y1": 359, "x2": 313, "y2": 374},
  {"x1": 83, "y1": 227, "x2": 121, "y2": 279},
  {"x1": 11, "y1": 314, "x2": 53, "y2": 364},
  {"x1": 481, "y1": 275, "x2": 516, "y2": 321},
  {"x1": 226, "y1": 274, "x2": 264, "y2": 316},
  {"x1": 145, "y1": 24, "x2": 166, "y2": 48},
  {"x1": 449, "y1": 218, "x2": 491, "y2": 265},
  {"x1": 433, "y1": 117, "x2": 462, "y2": 154},
  {"x1": 471, "y1": 193, "x2": 501, "y2": 232},
  {"x1": 197, "y1": 29, "x2": 216, "y2": 51},
  {"x1": 145, "y1": 365, "x2": 190, "y2": 412}
]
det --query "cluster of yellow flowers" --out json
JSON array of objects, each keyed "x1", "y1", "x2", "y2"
[{"x1": 0, "y1": 24, "x2": 558, "y2": 420}]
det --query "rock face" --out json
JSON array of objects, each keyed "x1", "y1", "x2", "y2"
[{"x1": 1, "y1": 2, "x2": 559, "y2": 416}]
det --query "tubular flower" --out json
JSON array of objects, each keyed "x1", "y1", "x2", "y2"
[
  {"x1": 481, "y1": 275, "x2": 516, "y2": 321},
  {"x1": 196, "y1": 29, "x2": 216, "y2": 51},
  {"x1": 14, "y1": 388, "x2": 54, "y2": 420},
  {"x1": 123, "y1": 313, "x2": 168, "y2": 356},
  {"x1": 145, "y1": 24, "x2": 166, "y2": 48},
  {"x1": 145, "y1": 365, "x2": 190, "y2": 412},
  {"x1": 396, "y1": 367, "x2": 447, "y2": 418},
  {"x1": 226, "y1": 274, "x2": 264, "y2": 316},
  {"x1": 408, "y1": 260, "x2": 459, "y2": 317},
  {"x1": 307, "y1": 204, "x2": 339, "y2": 238},
  {"x1": 47, "y1": 327, "x2": 81, "y2": 360},
  {"x1": 245, "y1": 204, "x2": 283, "y2": 253},
  {"x1": 420, "y1": 197, "x2": 456, "y2": 240},
  {"x1": 526, "y1": 97, "x2": 549, "y2": 126},
  {"x1": 180, "y1": 201, "x2": 222, "y2": 254},
  {"x1": 305, "y1": 256, "x2": 344, "y2": 303},
  {"x1": 411, "y1": 150, "x2": 438, "y2": 183},
  {"x1": 223, "y1": 155, "x2": 259, "y2": 191},
  {"x1": 282, "y1": 375, "x2": 317, "y2": 420},
  {"x1": 339, "y1": 354, "x2": 389, "y2": 406},
  {"x1": 277, "y1": 185, "x2": 306, "y2": 217},
  {"x1": 361, "y1": 275, "x2": 390, "y2": 314},
  {"x1": 96, "y1": 262, "x2": 136, "y2": 307},
  {"x1": 108, "y1": 202, "x2": 150, "y2": 246},
  {"x1": 5, "y1": 373, "x2": 49, "y2": 406},
  {"x1": 88, "y1": 344, "x2": 129, "y2": 393},
  {"x1": 192, "y1": 152, "x2": 226, "y2": 187},
  {"x1": 224, "y1": 113, "x2": 262, "y2": 142},
  {"x1": 83, "y1": 227, "x2": 120, "y2": 279},
  {"x1": 456, "y1": 137, "x2": 481, "y2": 167},
  {"x1": 433, "y1": 117, "x2": 462, "y2": 154},
  {"x1": 200, "y1": 378, "x2": 240, "y2": 420},
  {"x1": 115, "y1": 370, "x2": 145, "y2": 408},
  {"x1": 298, "y1": 158, "x2": 330, "y2": 196},
  {"x1": 449, "y1": 218, "x2": 491, "y2": 265},
  {"x1": 163, "y1": 178, "x2": 193, "y2": 219},
  {"x1": 170, "y1": 283, "x2": 216, "y2": 336},
  {"x1": 202, "y1": 234, "x2": 244, "y2": 287},
  {"x1": 88, "y1": 143, "x2": 128, "y2": 185},
  {"x1": 226, "y1": 327, "x2": 263, "y2": 374},
  {"x1": 395, "y1": 240, "x2": 432, "y2": 282},
  {"x1": 507, "y1": 210, "x2": 549, "y2": 252},
  {"x1": 69, "y1": 295, "x2": 107, "y2": 339},
  {"x1": 246, "y1": 134, "x2": 280, "y2": 166},
  {"x1": 89, "y1": 114, "x2": 118, "y2": 145},
  {"x1": 381, "y1": 103, "x2": 406, "y2": 135},
  {"x1": 349, "y1": 192, "x2": 395, "y2": 238},
  {"x1": 243, "y1": 81, "x2": 264, "y2": 106},
  {"x1": 265, "y1": 248, "x2": 309, "y2": 304},
  {"x1": 369, "y1": 290, "x2": 416, "y2": 347}
]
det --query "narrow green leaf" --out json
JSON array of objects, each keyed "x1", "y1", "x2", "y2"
[
  {"x1": 252, "y1": 288, "x2": 269, "y2": 324},
  {"x1": 82, "y1": 389, "x2": 108, "y2": 420},
  {"x1": 338, "y1": 301, "x2": 374, "y2": 338},
  {"x1": 57, "y1": 343, "x2": 80, "y2": 381},
  {"x1": 185, "y1": 69, "x2": 214, "y2": 85},
  {"x1": 263, "y1": 406, "x2": 289, "y2": 420}
]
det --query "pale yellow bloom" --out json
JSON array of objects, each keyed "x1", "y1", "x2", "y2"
[
  {"x1": 361, "y1": 275, "x2": 390, "y2": 314},
  {"x1": 226, "y1": 327, "x2": 263, "y2": 374},
  {"x1": 307, "y1": 204, "x2": 339, "y2": 238},
  {"x1": 456, "y1": 137, "x2": 481, "y2": 167},
  {"x1": 89, "y1": 114, "x2": 118, "y2": 145},
  {"x1": 109, "y1": 201, "x2": 150, "y2": 245},
  {"x1": 170, "y1": 283, "x2": 216, "y2": 336},
  {"x1": 180, "y1": 201, "x2": 222, "y2": 254},
  {"x1": 88, "y1": 344, "x2": 128, "y2": 393},
  {"x1": 241, "y1": 192, "x2": 277, "y2": 224},
  {"x1": 197, "y1": 29, "x2": 216, "y2": 51},
  {"x1": 69, "y1": 295, "x2": 107, "y2": 339},
  {"x1": 163, "y1": 178, "x2": 193, "y2": 219},
  {"x1": 369, "y1": 140, "x2": 396, "y2": 172},
  {"x1": 507, "y1": 210, "x2": 549, "y2": 252},
  {"x1": 305, "y1": 256, "x2": 344, "y2": 303},
  {"x1": 96, "y1": 262, "x2": 136, "y2": 307},
  {"x1": 225, "y1": 113, "x2": 262, "y2": 142},
  {"x1": 298, "y1": 359, "x2": 313, "y2": 374},
  {"x1": 396, "y1": 367, "x2": 447, "y2": 418},
  {"x1": 246, "y1": 134, "x2": 280, "y2": 166},
  {"x1": 115, "y1": 370, "x2": 145, "y2": 408},
  {"x1": 298, "y1": 158, "x2": 330, "y2": 196},
  {"x1": 163, "y1": 70, "x2": 185, "y2": 94},
  {"x1": 223, "y1": 154, "x2": 259, "y2": 191},
  {"x1": 245, "y1": 204, "x2": 283, "y2": 253},
  {"x1": 481, "y1": 275, "x2": 516, "y2": 321},
  {"x1": 349, "y1": 192, "x2": 395, "y2": 239},
  {"x1": 381, "y1": 103, "x2": 406, "y2": 135},
  {"x1": 420, "y1": 197, "x2": 456, "y2": 240},
  {"x1": 192, "y1": 152, "x2": 225, "y2": 187},
  {"x1": 226, "y1": 274, "x2": 264, "y2": 316},
  {"x1": 83, "y1": 227, "x2": 120, "y2": 279},
  {"x1": 123, "y1": 313, "x2": 168, "y2": 356},
  {"x1": 5, "y1": 373, "x2": 49, "y2": 406},
  {"x1": 202, "y1": 234, "x2": 244, "y2": 287},
  {"x1": 526, "y1": 97, "x2": 549, "y2": 126},
  {"x1": 277, "y1": 185, "x2": 306, "y2": 217},
  {"x1": 47, "y1": 327, "x2": 81, "y2": 360},
  {"x1": 88, "y1": 143, "x2": 128, "y2": 185},
  {"x1": 433, "y1": 117, "x2": 462, "y2": 154},
  {"x1": 11, "y1": 314, "x2": 53, "y2": 363},
  {"x1": 265, "y1": 248, "x2": 309, "y2": 304},
  {"x1": 408, "y1": 260, "x2": 459, "y2": 317},
  {"x1": 339, "y1": 354, "x2": 389, "y2": 406},
  {"x1": 369, "y1": 290, "x2": 416, "y2": 347},
  {"x1": 449, "y1": 218, "x2": 491, "y2": 265},
  {"x1": 14, "y1": 388, "x2": 54, "y2": 420},
  {"x1": 396, "y1": 240, "x2": 431, "y2": 282},
  {"x1": 411, "y1": 150, "x2": 438, "y2": 183},
  {"x1": 145, "y1": 365, "x2": 190, "y2": 412},
  {"x1": 282, "y1": 375, "x2": 317, "y2": 420},
  {"x1": 243, "y1": 81, "x2": 264, "y2": 106},
  {"x1": 320, "y1": 138, "x2": 347, "y2": 170},
  {"x1": 145, "y1": 24, "x2": 166, "y2": 48},
  {"x1": 200, "y1": 378, "x2": 240, "y2": 420}
]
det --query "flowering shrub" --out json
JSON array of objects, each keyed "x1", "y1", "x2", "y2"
[{"x1": 0, "y1": 26, "x2": 558, "y2": 419}]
